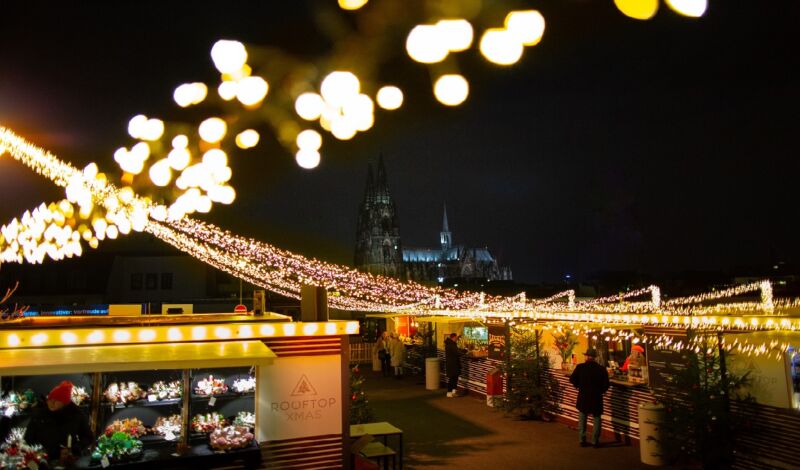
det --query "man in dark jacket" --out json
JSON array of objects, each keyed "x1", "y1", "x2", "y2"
[
  {"x1": 569, "y1": 349, "x2": 610, "y2": 447},
  {"x1": 444, "y1": 333, "x2": 462, "y2": 397},
  {"x1": 24, "y1": 380, "x2": 94, "y2": 464}
]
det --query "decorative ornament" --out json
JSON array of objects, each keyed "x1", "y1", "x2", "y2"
[
  {"x1": 104, "y1": 382, "x2": 146, "y2": 405},
  {"x1": 231, "y1": 377, "x2": 255, "y2": 394},
  {"x1": 105, "y1": 418, "x2": 146, "y2": 438},
  {"x1": 209, "y1": 426, "x2": 254, "y2": 451},
  {"x1": 192, "y1": 412, "x2": 228, "y2": 433},
  {"x1": 0, "y1": 428, "x2": 48, "y2": 469},
  {"x1": 91, "y1": 431, "x2": 143, "y2": 462},
  {"x1": 195, "y1": 376, "x2": 228, "y2": 396},
  {"x1": 146, "y1": 381, "x2": 182, "y2": 400}
]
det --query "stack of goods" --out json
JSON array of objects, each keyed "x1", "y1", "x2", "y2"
[
  {"x1": 232, "y1": 376, "x2": 256, "y2": 394},
  {"x1": 104, "y1": 382, "x2": 146, "y2": 405},
  {"x1": 0, "y1": 428, "x2": 48, "y2": 469},
  {"x1": 195, "y1": 376, "x2": 227, "y2": 396},
  {"x1": 209, "y1": 426, "x2": 254, "y2": 451},
  {"x1": 0, "y1": 390, "x2": 36, "y2": 417},
  {"x1": 153, "y1": 415, "x2": 182, "y2": 440},
  {"x1": 147, "y1": 380, "x2": 182, "y2": 400},
  {"x1": 105, "y1": 418, "x2": 146, "y2": 438},
  {"x1": 91, "y1": 431, "x2": 143, "y2": 463},
  {"x1": 71, "y1": 386, "x2": 90, "y2": 405},
  {"x1": 191, "y1": 412, "x2": 228, "y2": 433},
  {"x1": 233, "y1": 411, "x2": 255, "y2": 430}
]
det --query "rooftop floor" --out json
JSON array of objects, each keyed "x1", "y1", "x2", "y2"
[{"x1": 362, "y1": 370, "x2": 659, "y2": 470}]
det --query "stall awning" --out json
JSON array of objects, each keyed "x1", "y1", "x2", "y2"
[{"x1": 0, "y1": 340, "x2": 275, "y2": 376}]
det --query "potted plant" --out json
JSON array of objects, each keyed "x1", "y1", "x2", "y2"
[{"x1": 552, "y1": 330, "x2": 579, "y2": 371}]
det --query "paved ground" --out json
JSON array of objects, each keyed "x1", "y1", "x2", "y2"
[{"x1": 362, "y1": 371, "x2": 657, "y2": 470}]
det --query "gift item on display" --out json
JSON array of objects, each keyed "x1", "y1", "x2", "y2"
[
  {"x1": 71, "y1": 386, "x2": 90, "y2": 406},
  {"x1": 105, "y1": 418, "x2": 147, "y2": 438},
  {"x1": 152, "y1": 415, "x2": 182, "y2": 439},
  {"x1": 231, "y1": 377, "x2": 255, "y2": 394},
  {"x1": 104, "y1": 382, "x2": 146, "y2": 405},
  {"x1": 191, "y1": 412, "x2": 228, "y2": 433},
  {"x1": 146, "y1": 381, "x2": 182, "y2": 400},
  {"x1": 0, "y1": 390, "x2": 36, "y2": 418},
  {"x1": 0, "y1": 428, "x2": 48, "y2": 470},
  {"x1": 209, "y1": 426, "x2": 254, "y2": 451},
  {"x1": 233, "y1": 411, "x2": 255, "y2": 430},
  {"x1": 194, "y1": 376, "x2": 228, "y2": 396},
  {"x1": 91, "y1": 431, "x2": 143, "y2": 463}
]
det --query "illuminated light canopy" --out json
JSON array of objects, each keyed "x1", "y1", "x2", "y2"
[
  {"x1": 295, "y1": 149, "x2": 321, "y2": 169},
  {"x1": 437, "y1": 19, "x2": 474, "y2": 52},
  {"x1": 666, "y1": 0, "x2": 707, "y2": 18},
  {"x1": 505, "y1": 10, "x2": 546, "y2": 46},
  {"x1": 236, "y1": 76, "x2": 269, "y2": 106},
  {"x1": 434, "y1": 74, "x2": 469, "y2": 106},
  {"x1": 235, "y1": 129, "x2": 260, "y2": 149},
  {"x1": 295, "y1": 93, "x2": 325, "y2": 121},
  {"x1": 614, "y1": 0, "x2": 659, "y2": 20},
  {"x1": 480, "y1": 28, "x2": 524, "y2": 66},
  {"x1": 406, "y1": 25, "x2": 449, "y2": 64},
  {"x1": 296, "y1": 130, "x2": 322, "y2": 151},
  {"x1": 211, "y1": 40, "x2": 248, "y2": 74},
  {"x1": 376, "y1": 86, "x2": 403, "y2": 110},
  {"x1": 198, "y1": 117, "x2": 227, "y2": 143}
]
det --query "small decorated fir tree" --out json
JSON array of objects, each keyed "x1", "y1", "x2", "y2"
[
  {"x1": 493, "y1": 326, "x2": 558, "y2": 420},
  {"x1": 349, "y1": 365, "x2": 374, "y2": 424}
]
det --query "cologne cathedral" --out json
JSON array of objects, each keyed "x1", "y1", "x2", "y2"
[{"x1": 354, "y1": 157, "x2": 513, "y2": 284}]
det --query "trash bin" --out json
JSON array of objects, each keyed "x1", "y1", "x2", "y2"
[
  {"x1": 486, "y1": 368, "x2": 503, "y2": 407},
  {"x1": 425, "y1": 357, "x2": 440, "y2": 390},
  {"x1": 638, "y1": 402, "x2": 665, "y2": 466}
]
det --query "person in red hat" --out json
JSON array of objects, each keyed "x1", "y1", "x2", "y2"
[{"x1": 24, "y1": 380, "x2": 93, "y2": 465}]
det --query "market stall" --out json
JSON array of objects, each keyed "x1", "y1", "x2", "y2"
[{"x1": 0, "y1": 314, "x2": 358, "y2": 469}]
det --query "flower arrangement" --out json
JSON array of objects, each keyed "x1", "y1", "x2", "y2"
[
  {"x1": 71, "y1": 386, "x2": 90, "y2": 405},
  {"x1": 0, "y1": 427, "x2": 48, "y2": 469},
  {"x1": 233, "y1": 411, "x2": 255, "y2": 429},
  {"x1": 153, "y1": 415, "x2": 182, "y2": 438},
  {"x1": 552, "y1": 330, "x2": 579, "y2": 364},
  {"x1": 191, "y1": 412, "x2": 228, "y2": 433},
  {"x1": 91, "y1": 431, "x2": 143, "y2": 462},
  {"x1": 195, "y1": 376, "x2": 228, "y2": 396},
  {"x1": 0, "y1": 390, "x2": 36, "y2": 417},
  {"x1": 147, "y1": 380, "x2": 182, "y2": 400},
  {"x1": 209, "y1": 426, "x2": 254, "y2": 451},
  {"x1": 105, "y1": 418, "x2": 146, "y2": 438},
  {"x1": 104, "y1": 382, "x2": 146, "y2": 405},
  {"x1": 232, "y1": 376, "x2": 255, "y2": 394}
]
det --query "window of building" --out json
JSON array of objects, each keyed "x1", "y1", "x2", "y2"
[
  {"x1": 161, "y1": 273, "x2": 173, "y2": 290},
  {"x1": 131, "y1": 273, "x2": 143, "y2": 290},
  {"x1": 145, "y1": 273, "x2": 158, "y2": 290}
]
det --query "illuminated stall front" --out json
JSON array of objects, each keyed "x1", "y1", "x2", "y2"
[{"x1": 0, "y1": 314, "x2": 358, "y2": 469}]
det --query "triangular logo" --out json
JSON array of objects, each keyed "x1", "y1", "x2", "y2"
[{"x1": 291, "y1": 374, "x2": 317, "y2": 396}]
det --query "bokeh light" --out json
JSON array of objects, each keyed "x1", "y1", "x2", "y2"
[
  {"x1": 235, "y1": 129, "x2": 260, "y2": 149},
  {"x1": 614, "y1": 0, "x2": 659, "y2": 20},
  {"x1": 295, "y1": 149, "x2": 321, "y2": 169},
  {"x1": 376, "y1": 86, "x2": 403, "y2": 110},
  {"x1": 236, "y1": 76, "x2": 269, "y2": 106},
  {"x1": 666, "y1": 0, "x2": 707, "y2": 17},
  {"x1": 434, "y1": 74, "x2": 469, "y2": 106},
  {"x1": 406, "y1": 25, "x2": 449, "y2": 64},
  {"x1": 198, "y1": 117, "x2": 227, "y2": 143},
  {"x1": 296, "y1": 130, "x2": 322, "y2": 151},
  {"x1": 211, "y1": 40, "x2": 248, "y2": 74},
  {"x1": 437, "y1": 19, "x2": 474, "y2": 52},
  {"x1": 338, "y1": 0, "x2": 368, "y2": 10},
  {"x1": 320, "y1": 71, "x2": 360, "y2": 108},
  {"x1": 480, "y1": 28, "x2": 524, "y2": 65},
  {"x1": 295, "y1": 92, "x2": 325, "y2": 120},
  {"x1": 505, "y1": 10, "x2": 545, "y2": 46}
]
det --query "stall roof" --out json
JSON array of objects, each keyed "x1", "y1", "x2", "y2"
[{"x1": 0, "y1": 340, "x2": 275, "y2": 376}]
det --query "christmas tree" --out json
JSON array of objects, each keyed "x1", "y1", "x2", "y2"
[
  {"x1": 349, "y1": 365, "x2": 374, "y2": 424},
  {"x1": 493, "y1": 325, "x2": 558, "y2": 420},
  {"x1": 653, "y1": 333, "x2": 755, "y2": 469}
]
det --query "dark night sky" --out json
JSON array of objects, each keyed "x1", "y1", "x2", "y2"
[{"x1": 1, "y1": 1, "x2": 798, "y2": 283}]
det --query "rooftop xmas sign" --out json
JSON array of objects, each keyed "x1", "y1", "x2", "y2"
[{"x1": 258, "y1": 355, "x2": 342, "y2": 441}]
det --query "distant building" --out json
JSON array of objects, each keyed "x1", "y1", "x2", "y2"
[{"x1": 354, "y1": 157, "x2": 512, "y2": 284}]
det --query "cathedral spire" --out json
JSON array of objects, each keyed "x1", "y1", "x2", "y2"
[
  {"x1": 440, "y1": 203, "x2": 452, "y2": 250},
  {"x1": 363, "y1": 163, "x2": 375, "y2": 205},
  {"x1": 375, "y1": 154, "x2": 391, "y2": 203}
]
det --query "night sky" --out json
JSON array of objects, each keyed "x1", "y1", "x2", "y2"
[{"x1": 1, "y1": 1, "x2": 798, "y2": 283}]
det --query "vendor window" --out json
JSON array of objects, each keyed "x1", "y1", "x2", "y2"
[
  {"x1": 130, "y1": 273, "x2": 143, "y2": 290},
  {"x1": 145, "y1": 273, "x2": 158, "y2": 290},
  {"x1": 161, "y1": 272, "x2": 173, "y2": 290}
]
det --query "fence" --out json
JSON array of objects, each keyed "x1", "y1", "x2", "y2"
[{"x1": 350, "y1": 341, "x2": 374, "y2": 364}]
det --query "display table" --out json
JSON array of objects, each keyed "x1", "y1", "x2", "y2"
[
  {"x1": 610, "y1": 378, "x2": 646, "y2": 388},
  {"x1": 74, "y1": 439, "x2": 261, "y2": 469},
  {"x1": 350, "y1": 422, "x2": 403, "y2": 469}
]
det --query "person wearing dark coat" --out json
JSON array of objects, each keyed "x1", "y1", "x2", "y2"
[
  {"x1": 444, "y1": 333, "x2": 462, "y2": 397},
  {"x1": 569, "y1": 349, "x2": 610, "y2": 447},
  {"x1": 24, "y1": 380, "x2": 94, "y2": 465}
]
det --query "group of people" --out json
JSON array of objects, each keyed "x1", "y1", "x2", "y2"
[{"x1": 375, "y1": 331, "x2": 406, "y2": 378}]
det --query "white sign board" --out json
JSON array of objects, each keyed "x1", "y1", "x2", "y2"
[{"x1": 257, "y1": 355, "x2": 342, "y2": 441}]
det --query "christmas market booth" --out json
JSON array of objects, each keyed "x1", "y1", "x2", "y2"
[{"x1": 0, "y1": 314, "x2": 358, "y2": 469}]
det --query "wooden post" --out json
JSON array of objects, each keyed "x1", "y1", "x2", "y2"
[
  {"x1": 90, "y1": 372, "x2": 101, "y2": 434},
  {"x1": 181, "y1": 369, "x2": 190, "y2": 447}
]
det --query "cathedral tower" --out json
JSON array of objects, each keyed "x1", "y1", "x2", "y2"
[
  {"x1": 354, "y1": 156, "x2": 405, "y2": 279},
  {"x1": 440, "y1": 203, "x2": 452, "y2": 250}
]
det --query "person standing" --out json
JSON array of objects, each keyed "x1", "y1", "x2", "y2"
[
  {"x1": 569, "y1": 349, "x2": 610, "y2": 447},
  {"x1": 375, "y1": 331, "x2": 391, "y2": 377},
  {"x1": 389, "y1": 332, "x2": 405, "y2": 379},
  {"x1": 445, "y1": 333, "x2": 462, "y2": 397},
  {"x1": 25, "y1": 380, "x2": 94, "y2": 464}
]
